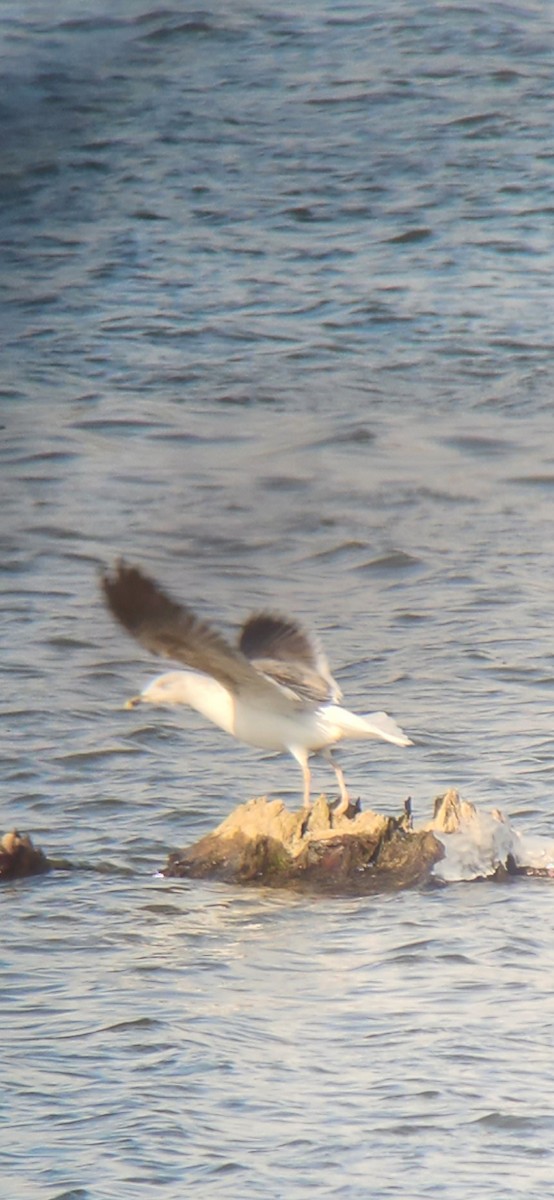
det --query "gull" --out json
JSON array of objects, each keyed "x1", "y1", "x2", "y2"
[{"x1": 102, "y1": 562, "x2": 412, "y2": 814}]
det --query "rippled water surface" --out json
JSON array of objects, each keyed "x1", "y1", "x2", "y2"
[{"x1": 2, "y1": 2, "x2": 554, "y2": 1197}]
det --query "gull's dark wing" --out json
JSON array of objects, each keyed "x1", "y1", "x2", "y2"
[
  {"x1": 101, "y1": 563, "x2": 303, "y2": 711},
  {"x1": 239, "y1": 612, "x2": 342, "y2": 703},
  {"x1": 251, "y1": 659, "x2": 334, "y2": 705}
]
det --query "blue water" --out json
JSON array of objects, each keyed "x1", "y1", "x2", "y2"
[{"x1": 2, "y1": 2, "x2": 554, "y2": 1197}]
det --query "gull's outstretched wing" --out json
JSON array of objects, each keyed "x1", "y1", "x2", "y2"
[
  {"x1": 238, "y1": 613, "x2": 342, "y2": 703},
  {"x1": 102, "y1": 562, "x2": 304, "y2": 712}
]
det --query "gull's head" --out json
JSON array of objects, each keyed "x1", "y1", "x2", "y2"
[{"x1": 124, "y1": 671, "x2": 193, "y2": 709}]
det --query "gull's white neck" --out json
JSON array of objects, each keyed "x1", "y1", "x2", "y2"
[{"x1": 141, "y1": 670, "x2": 236, "y2": 736}]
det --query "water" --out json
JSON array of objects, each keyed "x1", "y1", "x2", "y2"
[{"x1": 2, "y1": 1, "x2": 554, "y2": 1196}]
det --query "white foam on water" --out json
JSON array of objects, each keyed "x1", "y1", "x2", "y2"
[{"x1": 432, "y1": 803, "x2": 554, "y2": 883}]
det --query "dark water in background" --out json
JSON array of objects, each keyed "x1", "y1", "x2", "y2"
[{"x1": 2, "y1": 2, "x2": 554, "y2": 1196}]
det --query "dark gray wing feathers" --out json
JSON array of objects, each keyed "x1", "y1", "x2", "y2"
[
  {"x1": 239, "y1": 612, "x2": 341, "y2": 703},
  {"x1": 101, "y1": 563, "x2": 307, "y2": 710},
  {"x1": 239, "y1": 614, "x2": 318, "y2": 669},
  {"x1": 102, "y1": 564, "x2": 254, "y2": 692},
  {"x1": 250, "y1": 658, "x2": 333, "y2": 704}
]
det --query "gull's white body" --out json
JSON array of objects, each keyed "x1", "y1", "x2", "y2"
[
  {"x1": 104, "y1": 563, "x2": 412, "y2": 813},
  {"x1": 132, "y1": 669, "x2": 412, "y2": 808}
]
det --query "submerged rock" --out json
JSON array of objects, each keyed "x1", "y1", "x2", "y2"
[
  {"x1": 163, "y1": 794, "x2": 445, "y2": 893},
  {"x1": 0, "y1": 831, "x2": 50, "y2": 881}
]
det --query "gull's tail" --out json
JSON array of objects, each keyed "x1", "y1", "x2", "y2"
[{"x1": 324, "y1": 706, "x2": 413, "y2": 747}]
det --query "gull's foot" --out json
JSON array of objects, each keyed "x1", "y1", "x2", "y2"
[{"x1": 332, "y1": 795, "x2": 361, "y2": 824}]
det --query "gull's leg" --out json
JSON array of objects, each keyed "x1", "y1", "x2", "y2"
[
  {"x1": 290, "y1": 746, "x2": 312, "y2": 809},
  {"x1": 323, "y1": 749, "x2": 351, "y2": 816},
  {"x1": 302, "y1": 761, "x2": 311, "y2": 809}
]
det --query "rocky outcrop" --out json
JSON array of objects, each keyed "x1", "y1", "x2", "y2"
[{"x1": 163, "y1": 794, "x2": 445, "y2": 893}]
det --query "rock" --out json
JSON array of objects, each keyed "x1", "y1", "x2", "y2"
[
  {"x1": 0, "y1": 831, "x2": 50, "y2": 881},
  {"x1": 163, "y1": 795, "x2": 445, "y2": 893}
]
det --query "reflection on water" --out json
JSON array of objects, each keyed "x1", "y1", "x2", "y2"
[{"x1": 2, "y1": 1, "x2": 554, "y2": 1196}]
